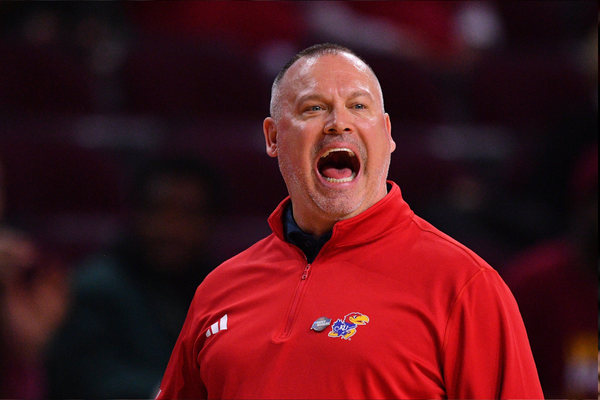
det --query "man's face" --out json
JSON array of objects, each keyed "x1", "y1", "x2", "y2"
[{"x1": 264, "y1": 53, "x2": 395, "y2": 235}]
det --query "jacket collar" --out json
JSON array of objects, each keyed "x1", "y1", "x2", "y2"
[{"x1": 268, "y1": 181, "x2": 414, "y2": 247}]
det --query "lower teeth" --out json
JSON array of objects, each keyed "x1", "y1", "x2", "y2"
[{"x1": 324, "y1": 172, "x2": 356, "y2": 183}]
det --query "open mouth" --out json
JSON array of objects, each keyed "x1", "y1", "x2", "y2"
[{"x1": 317, "y1": 148, "x2": 360, "y2": 183}]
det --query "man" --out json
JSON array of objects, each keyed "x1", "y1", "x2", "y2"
[{"x1": 156, "y1": 43, "x2": 543, "y2": 399}]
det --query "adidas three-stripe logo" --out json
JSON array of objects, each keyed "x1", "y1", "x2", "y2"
[{"x1": 205, "y1": 314, "x2": 228, "y2": 337}]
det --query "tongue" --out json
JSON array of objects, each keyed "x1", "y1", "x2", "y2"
[{"x1": 321, "y1": 166, "x2": 353, "y2": 180}]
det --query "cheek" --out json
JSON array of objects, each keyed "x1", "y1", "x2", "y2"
[
  {"x1": 364, "y1": 136, "x2": 393, "y2": 172},
  {"x1": 278, "y1": 129, "x2": 313, "y2": 166}
]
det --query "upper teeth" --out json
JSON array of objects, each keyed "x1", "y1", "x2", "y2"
[{"x1": 321, "y1": 148, "x2": 355, "y2": 158}]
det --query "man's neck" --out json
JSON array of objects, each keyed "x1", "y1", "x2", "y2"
[{"x1": 283, "y1": 203, "x2": 332, "y2": 263}]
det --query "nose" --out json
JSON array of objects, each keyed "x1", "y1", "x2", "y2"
[{"x1": 323, "y1": 107, "x2": 353, "y2": 135}]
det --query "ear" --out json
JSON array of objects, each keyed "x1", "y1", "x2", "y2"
[
  {"x1": 385, "y1": 113, "x2": 396, "y2": 153},
  {"x1": 263, "y1": 117, "x2": 278, "y2": 158}
]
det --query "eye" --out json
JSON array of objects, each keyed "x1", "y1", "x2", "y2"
[
  {"x1": 303, "y1": 104, "x2": 324, "y2": 113},
  {"x1": 352, "y1": 103, "x2": 366, "y2": 110}
]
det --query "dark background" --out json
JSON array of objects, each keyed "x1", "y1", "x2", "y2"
[
  {"x1": 0, "y1": 1, "x2": 597, "y2": 397},
  {"x1": 0, "y1": 1, "x2": 596, "y2": 264}
]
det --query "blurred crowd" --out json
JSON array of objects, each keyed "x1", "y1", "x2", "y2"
[{"x1": 0, "y1": 1, "x2": 597, "y2": 399}]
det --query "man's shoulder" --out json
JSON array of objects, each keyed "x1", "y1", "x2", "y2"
[
  {"x1": 189, "y1": 233, "x2": 291, "y2": 316},
  {"x1": 201, "y1": 233, "x2": 285, "y2": 284},
  {"x1": 222, "y1": 232, "x2": 281, "y2": 264},
  {"x1": 404, "y1": 214, "x2": 493, "y2": 274}
]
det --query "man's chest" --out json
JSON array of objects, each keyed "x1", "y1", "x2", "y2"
[{"x1": 197, "y1": 261, "x2": 449, "y2": 398}]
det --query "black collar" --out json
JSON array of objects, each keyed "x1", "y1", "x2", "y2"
[{"x1": 283, "y1": 203, "x2": 332, "y2": 264}]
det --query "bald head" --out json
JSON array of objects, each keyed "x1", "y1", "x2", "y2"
[{"x1": 269, "y1": 43, "x2": 384, "y2": 121}]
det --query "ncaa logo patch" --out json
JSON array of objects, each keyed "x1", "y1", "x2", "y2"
[{"x1": 328, "y1": 312, "x2": 369, "y2": 340}]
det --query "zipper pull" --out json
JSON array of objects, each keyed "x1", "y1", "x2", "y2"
[{"x1": 301, "y1": 264, "x2": 311, "y2": 280}]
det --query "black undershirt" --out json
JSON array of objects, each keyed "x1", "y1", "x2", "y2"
[{"x1": 283, "y1": 203, "x2": 332, "y2": 264}]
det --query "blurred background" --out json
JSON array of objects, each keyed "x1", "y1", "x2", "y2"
[{"x1": 0, "y1": 1, "x2": 597, "y2": 399}]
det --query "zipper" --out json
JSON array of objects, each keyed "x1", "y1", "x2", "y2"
[
  {"x1": 276, "y1": 262, "x2": 311, "y2": 341},
  {"x1": 275, "y1": 235, "x2": 333, "y2": 341},
  {"x1": 301, "y1": 263, "x2": 311, "y2": 280}
]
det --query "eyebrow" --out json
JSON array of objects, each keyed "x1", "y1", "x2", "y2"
[
  {"x1": 348, "y1": 91, "x2": 373, "y2": 99},
  {"x1": 296, "y1": 91, "x2": 375, "y2": 104},
  {"x1": 296, "y1": 93, "x2": 324, "y2": 104}
]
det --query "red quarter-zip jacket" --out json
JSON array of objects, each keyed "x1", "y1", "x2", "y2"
[{"x1": 156, "y1": 182, "x2": 543, "y2": 399}]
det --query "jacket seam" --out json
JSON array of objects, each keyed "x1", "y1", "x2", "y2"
[{"x1": 440, "y1": 268, "x2": 495, "y2": 360}]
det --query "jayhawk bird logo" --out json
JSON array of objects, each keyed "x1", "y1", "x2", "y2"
[{"x1": 328, "y1": 312, "x2": 369, "y2": 340}]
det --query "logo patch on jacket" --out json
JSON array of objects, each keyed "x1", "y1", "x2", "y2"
[
  {"x1": 205, "y1": 314, "x2": 228, "y2": 337},
  {"x1": 328, "y1": 312, "x2": 369, "y2": 340}
]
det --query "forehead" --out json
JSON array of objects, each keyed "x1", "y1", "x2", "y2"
[{"x1": 281, "y1": 53, "x2": 380, "y2": 100}]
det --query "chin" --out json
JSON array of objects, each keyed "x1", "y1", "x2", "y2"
[{"x1": 312, "y1": 195, "x2": 364, "y2": 221}]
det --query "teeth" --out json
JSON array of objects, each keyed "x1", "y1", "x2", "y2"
[
  {"x1": 324, "y1": 172, "x2": 357, "y2": 183},
  {"x1": 321, "y1": 148, "x2": 355, "y2": 158}
]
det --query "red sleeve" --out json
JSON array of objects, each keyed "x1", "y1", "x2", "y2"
[
  {"x1": 442, "y1": 269, "x2": 544, "y2": 399},
  {"x1": 156, "y1": 292, "x2": 207, "y2": 400}
]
